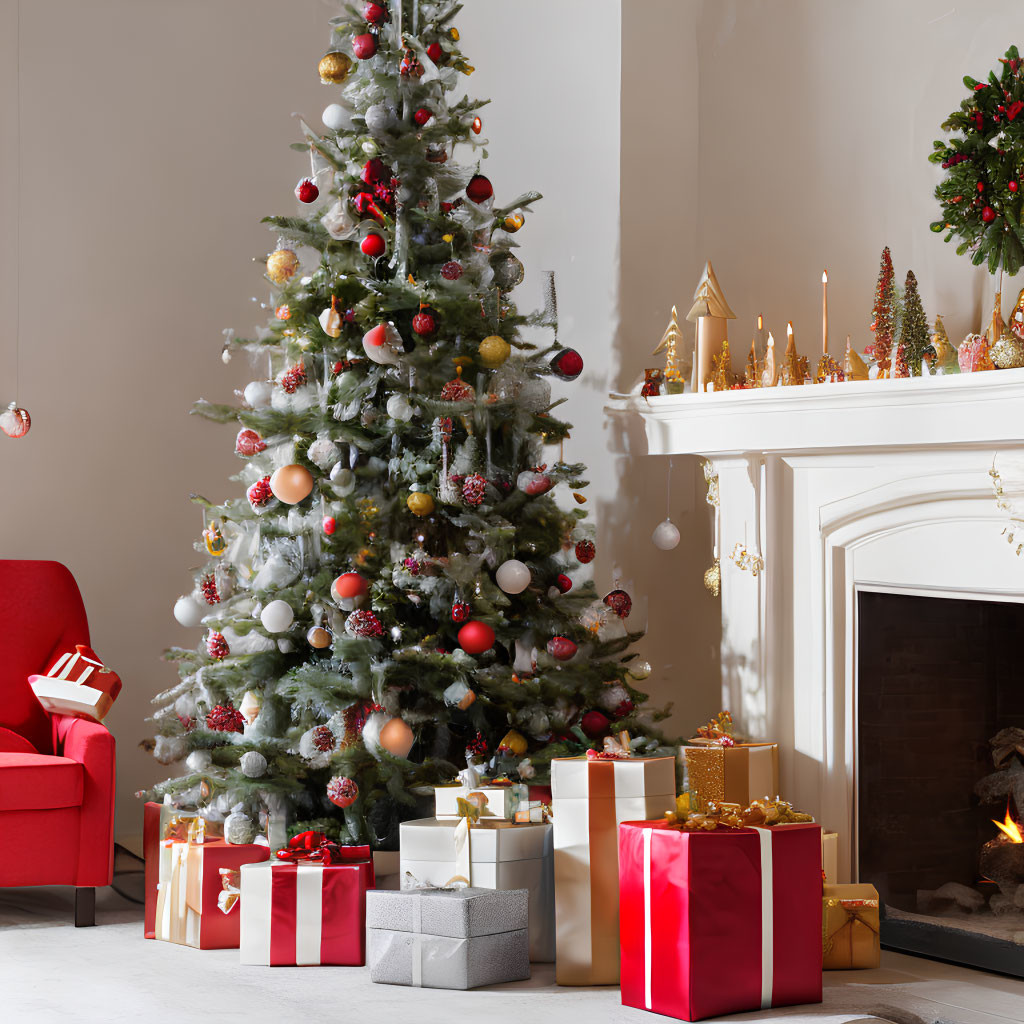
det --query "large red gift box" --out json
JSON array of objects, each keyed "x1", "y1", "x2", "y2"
[
  {"x1": 618, "y1": 819, "x2": 822, "y2": 1021},
  {"x1": 240, "y1": 834, "x2": 375, "y2": 966}
]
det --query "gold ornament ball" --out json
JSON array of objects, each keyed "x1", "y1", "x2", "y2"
[
  {"x1": 379, "y1": 716, "x2": 415, "y2": 758},
  {"x1": 307, "y1": 626, "x2": 332, "y2": 649},
  {"x1": 498, "y1": 728, "x2": 528, "y2": 757},
  {"x1": 266, "y1": 249, "x2": 299, "y2": 285},
  {"x1": 318, "y1": 51, "x2": 352, "y2": 84},
  {"x1": 407, "y1": 491, "x2": 435, "y2": 517},
  {"x1": 504, "y1": 213, "x2": 525, "y2": 232},
  {"x1": 270, "y1": 464, "x2": 315, "y2": 504},
  {"x1": 703, "y1": 560, "x2": 721, "y2": 597},
  {"x1": 992, "y1": 331, "x2": 1024, "y2": 369},
  {"x1": 477, "y1": 335, "x2": 511, "y2": 369}
]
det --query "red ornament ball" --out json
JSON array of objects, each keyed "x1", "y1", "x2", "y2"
[
  {"x1": 426, "y1": 41, "x2": 443, "y2": 63},
  {"x1": 352, "y1": 33, "x2": 378, "y2": 59},
  {"x1": 461, "y1": 473, "x2": 487, "y2": 507},
  {"x1": 1010, "y1": 181, "x2": 1019, "y2": 193},
  {"x1": 555, "y1": 573, "x2": 573, "y2": 594},
  {"x1": 451, "y1": 601, "x2": 471, "y2": 623},
  {"x1": 323, "y1": 516, "x2": 337, "y2": 535},
  {"x1": 613, "y1": 699, "x2": 635, "y2": 720},
  {"x1": 982, "y1": 205, "x2": 997, "y2": 223},
  {"x1": 327, "y1": 775, "x2": 359, "y2": 808},
  {"x1": 575, "y1": 539, "x2": 596, "y2": 564},
  {"x1": 235, "y1": 428, "x2": 266, "y2": 457},
  {"x1": 363, "y1": 2, "x2": 388, "y2": 25},
  {"x1": 206, "y1": 630, "x2": 230, "y2": 661},
  {"x1": 412, "y1": 311, "x2": 438, "y2": 336},
  {"x1": 247, "y1": 476, "x2": 273, "y2": 508},
  {"x1": 581, "y1": 710, "x2": 612, "y2": 740},
  {"x1": 466, "y1": 174, "x2": 493, "y2": 204},
  {"x1": 346, "y1": 608, "x2": 384, "y2": 638},
  {"x1": 333, "y1": 572, "x2": 369, "y2": 601},
  {"x1": 458, "y1": 620, "x2": 495, "y2": 654},
  {"x1": 361, "y1": 158, "x2": 387, "y2": 184},
  {"x1": 0, "y1": 404, "x2": 30, "y2": 439},
  {"x1": 547, "y1": 636, "x2": 578, "y2": 661},
  {"x1": 603, "y1": 589, "x2": 632, "y2": 619},
  {"x1": 413, "y1": 107, "x2": 433, "y2": 127},
  {"x1": 471, "y1": 116, "x2": 483, "y2": 135},
  {"x1": 361, "y1": 232, "x2": 387, "y2": 258},
  {"x1": 550, "y1": 348, "x2": 584, "y2": 380},
  {"x1": 206, "y1": 700, "x2": 244, "y2": 732},
  {"x1": 977, "y1": 181, "x2": 986, "y2": 193},
  {"x1": 295, "y1": 177, "x2": 319, "y2": 203},
  {"x1": 441, "y1": 260, "x2": 463, "y2": 281}
]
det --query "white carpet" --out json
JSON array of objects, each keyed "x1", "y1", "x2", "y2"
[{"x1": 1, "y1": 886, "x2": 1022, "y2": 1024}]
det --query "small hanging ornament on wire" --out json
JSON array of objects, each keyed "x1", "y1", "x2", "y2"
[
  {"x1": 703, "y1": 460, "x2": 721, "y2": 596},
  {"x1": 652, "y1": 458, "x2": 681, "y2": 550}
]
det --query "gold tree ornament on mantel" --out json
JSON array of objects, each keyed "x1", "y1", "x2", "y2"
[{"x1": 652, "y1": 305, "x2": 687, "y2": 394}]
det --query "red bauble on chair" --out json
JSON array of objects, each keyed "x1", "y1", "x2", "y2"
[{"x1": 0, "y1": 560, "x2": 117, "y2": 925}]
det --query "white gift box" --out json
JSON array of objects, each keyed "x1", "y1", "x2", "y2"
[
  {"x1": 399, "y1": 816, "x2": 554, "y2": 962},
  {"x1": 433, "y1": 782, "x2": 527, "y2": 820},
  {"x1": 550, "y1": 755, "x2": 676, "y2": 985}
]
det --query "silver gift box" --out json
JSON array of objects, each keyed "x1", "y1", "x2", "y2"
[{"x1": 366, "y1": 887, "x2": 530, "y2": 989}]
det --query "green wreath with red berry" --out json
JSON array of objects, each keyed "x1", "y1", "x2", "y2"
[{"x1": 930, "y1": 44, "x2": 1024, "y2": 275}]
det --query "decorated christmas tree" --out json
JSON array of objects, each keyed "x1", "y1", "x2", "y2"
[
  {"x1": 870, "y1": 246, "x2": 896, "y2": 376},
  {"x1": 149, "y1": 0, "x2": 668, "y2": 848},
  {"x1": 930, "y1": 45, "x2": 1024, "y2": 275},
  {"x1": 896, "y1": 270, "x2": 934, "y2": 375}
]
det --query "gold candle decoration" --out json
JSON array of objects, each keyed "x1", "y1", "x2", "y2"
[
  {"x1": 780, "y1": 322, "x2": 808, "y2": 385},
  {"x1": 745, "y1": 336, "x2": 762, "y2": 387},
  {"x1": 822, "y1": 269, "x2": 829, "y2": 355}
]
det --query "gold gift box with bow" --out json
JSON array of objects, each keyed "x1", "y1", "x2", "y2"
[{"x1": 822, "y1": 883, "x2": 880, "y2": 970}]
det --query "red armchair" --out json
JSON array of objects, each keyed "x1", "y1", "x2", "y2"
[{"x1": 0, "y1": 560, "x2": 116, "y2": 925}]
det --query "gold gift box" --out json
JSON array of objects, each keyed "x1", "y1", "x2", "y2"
[
  {"x1": 822, "y1": 883, "x2": 880, "y2": 970},
  {"x1": 684, "y1": 741, "x2": 779, "y2": 813}
]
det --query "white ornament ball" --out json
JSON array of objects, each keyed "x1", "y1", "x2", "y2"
[
  {"x1": 330, "y1": 463, "x2": 356, "y2": 494},
  {"x1": 362, "y1": 322, "x2": 404, "y2": 365},
  {"x1": 243, "y1": 380, "x2": 274, "y2": 409},
  {"x1": 496, "y1": 559, "x2": 531, "y2": 595},
  {"x1": 224, "y1": 811, "x2": 257, "y2": 846},
  {"x1": 174, "y1": 594, "x2": 206, "y2": 628},
  {"x1": 386, "y1": 394, "x2": 414, "y2": 422},
  {"x1": 322, "y1": 102, "x2": 352, "y2": 132},
  {"x1": 186, "y1": 750, "x2": 212, "y2": 773},
  {"x1": 361, "y1": 140, "x2": 378, "y2": 156},
  {"x1": 239, "y1": 751, "x2": 268, "y2": 778},
  {"x1": 364, "y1": 102, "x2": 394, "y2": 136},
  {"x1": 308, "y1": 438, "x2": 340, "y2": 472},
  {"x1": 260, "y1": 599, "x2": 294, "y2": 634},
  {"x1": 627, "y1": 659, "x2": 652, "y2": 681},
  {"x1": 652, "y1": 519, "x2": 681, "y2": 551}
]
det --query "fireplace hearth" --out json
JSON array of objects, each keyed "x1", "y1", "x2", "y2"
[{"x1": 858, "y1": 590, "x2": 1024, "y2": 977}]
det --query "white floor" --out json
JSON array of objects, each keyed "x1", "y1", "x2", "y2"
[{"x1": 2, "y1": 886, "x2": 1023, "y2": 1024}]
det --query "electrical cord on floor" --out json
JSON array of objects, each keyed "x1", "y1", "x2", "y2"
[{"x1": 110, "y1": 842, "x2": 145, "y2": 904}]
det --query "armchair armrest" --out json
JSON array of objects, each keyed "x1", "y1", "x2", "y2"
[{"x1": 53, "y1": 714, "x2": 116, "y2": 886}]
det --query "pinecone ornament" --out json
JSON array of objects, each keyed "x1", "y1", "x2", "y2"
[
  {"x1": 575, "y1": 539, "x2": 596, "y2": 564},
  {"x1": 200, "y1": 572, "x2": 221, "y2": 605},
  {"x1": 327, "y1": 775, "x2": 359, "y2": 807},
  {"x1": 206, "y1": 700, "x2": 244, "y2": 732},
  {"x1": 603, "y1": 589, "x2": 632, "y2": 618},
  {"x1": 345, "y1": 608, "x2": 384, "y2": 638},
  {"x1": 206, "y1": 630, "x2": 230, "y2": 660},
  {"x1": 461, "y1": 473, "x2": 487, "y2": 507},
  {"x1": 247, "y1": 476, "x2": 273, "y2": 508},
  {"x1": 311, "y1": 724, "x2": 336, "y2": 752},
  {"x1": 281, "y1": 363, "x2": 308, "y2": 394}
]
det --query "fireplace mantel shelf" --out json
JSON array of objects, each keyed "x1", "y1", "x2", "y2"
[{"x1": 606, "y1": 366, "x2": 1024, "y2": 457}]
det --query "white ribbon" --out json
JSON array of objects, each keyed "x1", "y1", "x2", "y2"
[
  {"x1": 411, "y1": 892, "x2": 422, "y2": 988},
  {"x1": 753, "y1": 827, "x2": 774, "y2": 1009},
  {"x1": 643, "y1": 828, "x2": 653, "y2": 1010}
]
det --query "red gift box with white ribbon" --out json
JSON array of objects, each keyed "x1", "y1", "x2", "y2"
[
  {"x1": 29, "y1": 645, "x2": 122, "y2": 722},
  {"x1": 239, "y1": 832, "x2": 375, "y2": 966},
  {"x1": 618, "y1": 819, "x2": 822, "y2": 1022}
]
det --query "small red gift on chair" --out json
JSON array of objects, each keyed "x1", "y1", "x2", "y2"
[{"x1": 29, "y1": 645, "x2": 122, "y2": 723}]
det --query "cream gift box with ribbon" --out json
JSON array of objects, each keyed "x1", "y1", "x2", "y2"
[
  {"x1": 399, "y1": 816, "x2": 554, "y2": 962},
  {"x1": 550, "y1": 754, "x2": 676, "y2": 985},
  {"x1": 366, "y1": 886, "x2": 530, "y2": 989},
  {"x1": 433, "y1": 782, "x2": 528, "y2": 820}
]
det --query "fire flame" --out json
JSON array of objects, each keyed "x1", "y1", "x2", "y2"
[{"x1": 992, "y1": 808, "x2": 1024, "y2": 844}]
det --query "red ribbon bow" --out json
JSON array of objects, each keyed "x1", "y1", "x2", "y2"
[{"x1": 275, "y1": 831, "x2": 370, "y2": 866}]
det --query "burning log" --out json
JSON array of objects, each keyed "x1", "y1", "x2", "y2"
[{"x1": 979, "y1": 811, "x2": 1024, "y2": 896}]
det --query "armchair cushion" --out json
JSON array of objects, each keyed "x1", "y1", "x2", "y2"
[
  {"x1": 0, "y1": 728, "x2": 37, "y2": 755},
  {"x1": 0, "y1": 753, "x2": 84, "y2": 811}
]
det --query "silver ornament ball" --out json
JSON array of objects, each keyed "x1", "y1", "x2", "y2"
[
  {"x1": 239, "y1": 751, "x2": 268, "y2": 778},
  {"x1": 652, "y1": 519, "x2": 681, "y2": 550}
]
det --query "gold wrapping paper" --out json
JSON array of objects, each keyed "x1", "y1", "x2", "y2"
[
  {"x1": 684, "y1": 742, "x2": 779, "y2": 812},
  {"x1": 822, "y1": 884, "x2": 880, "y2": 970}
]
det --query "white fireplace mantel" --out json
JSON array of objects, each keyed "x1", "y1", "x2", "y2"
[{"x1": 607, "y1": 370, "x2": 1024, "y2": 883}]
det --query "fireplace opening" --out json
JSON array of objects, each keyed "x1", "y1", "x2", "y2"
[{"x1": 857, "y1": 589, "x2": 1024, "y2": 977}]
